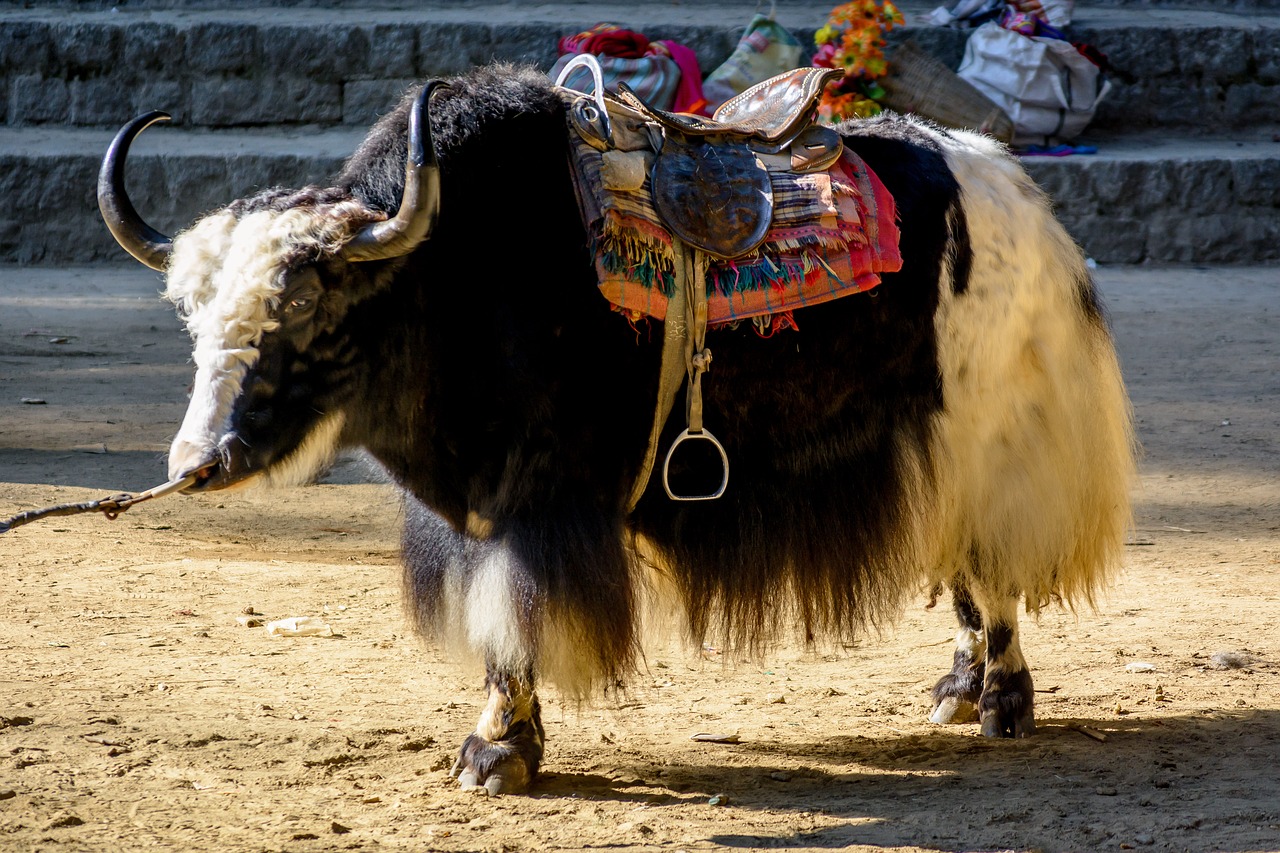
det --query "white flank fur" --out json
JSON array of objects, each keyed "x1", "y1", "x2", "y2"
[
  {"x1": 163, "y1": 201, "x2": 371, "y2": 480},
  {"x1": 923, "y1": 123, "x2": 1135, "y2": 608},
  {"x1": 429, "y1": 539, "x2": 604, "y2": 697}
]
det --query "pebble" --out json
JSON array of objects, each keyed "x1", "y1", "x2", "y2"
[
  {"x1": 708, "y1": 793, "x2": 730, "y2": 806},
  {"x1": 1095, "y1": 786, "x2": 1118, "y2": 796},
  {"x1": 44, "y1": 814, "x2": 84, "y2": 830},
  {"x1": 0, "y1": 790, "x2": 16, "y2": 800},
  {"x1": 766, "y1": 693, "x2": 786, "y2": 705},
  {"x1": 1134, "y1": 833, "x2": 1155, "y2": 846},
  {"x1": 331, "y1": 822, "x2": 351, "y2": 834},
  {"x1": 1124, "y1": 662, "x2": 1157, "y2": 673},
  {"x1": 1209, "y1": 651, "x2": 1253, "y2": 670},
  {"x1": 769, "y1": 771, "x2": 792, "y2": 782}
]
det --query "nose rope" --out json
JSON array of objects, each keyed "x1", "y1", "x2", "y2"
[{"x1": 0, "y1": 472, "x2": 203, "y2": 534}]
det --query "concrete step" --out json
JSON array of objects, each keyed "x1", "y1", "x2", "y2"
[
  {"x1": 0, "y1": 3, "x2": 1275, "y2": 133},
  {"x1": 2, "y1": 123, "x2": 1275, "y2": 265},
  {"x1": 1020, "y1": 131, "x2": 1280, "y2": 263},
  {"x1": 0, "y1": 123, "x2": 358, "y2": 264}
]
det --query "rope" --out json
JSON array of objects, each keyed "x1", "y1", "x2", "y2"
[{"x1": 1, "y1": 473, "x2": 199, "y2": 534}]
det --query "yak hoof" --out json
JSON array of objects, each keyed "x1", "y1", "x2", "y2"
[
  {"x1": 977, "y1": 667, "x2": 1036, "y2": 738},
  {"x1": 930, "y1": 666, "x2": 983, "y2": 725},
  {"x1": 450, "y1": 731, "x2": 540, "y2": 795},
  {"x1": 980, "y1": 708, "x2": 1036, "y2": 739},
  {"x1": 929, "y1": 695, "x2": 979, "y2": 725}
]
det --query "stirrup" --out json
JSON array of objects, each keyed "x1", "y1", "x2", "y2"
[
  {"x1": 554, "y1": 54, "x2": 614, "y2": 149},
  {"x1": 661, "y1": 429, "x2": 730, "y2": 501}
]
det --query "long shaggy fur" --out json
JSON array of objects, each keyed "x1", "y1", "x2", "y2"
[{"x1": 160, "y1": 65, "x2": 1133, "y2": 696}]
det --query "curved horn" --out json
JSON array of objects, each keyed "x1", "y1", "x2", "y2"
[
  {"x1": 343, "y1": 80, "x2": 449, "y2": 263},
  {"x1": 98, "y1": 110, "x2": 173, "y2": 272}
]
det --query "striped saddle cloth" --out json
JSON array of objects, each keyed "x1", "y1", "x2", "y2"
[{"x1": 566, "y1": 112, "x2": 903, "y2": 334}]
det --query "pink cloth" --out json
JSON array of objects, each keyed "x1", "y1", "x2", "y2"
[{"x1": 658, "y1": 40, "x2": 709, "y2": 116}]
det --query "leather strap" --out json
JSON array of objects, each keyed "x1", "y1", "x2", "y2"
[
  {"x1": 626, "y1": 244, "x2": 690, "y2": 512},
  {"x1": 626, "y1": 238, "x2": 718, "y2": 511}
]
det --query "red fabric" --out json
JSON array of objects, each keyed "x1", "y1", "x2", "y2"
[
  {"x1": 581, "y1": 28, "x2": 651, "y2": 59},
  {"x1": 659, "y1": 39, "x2": 710, "y2": 115}
]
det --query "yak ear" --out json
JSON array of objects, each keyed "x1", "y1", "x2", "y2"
[{"x1": 342, "y1": 81, "x2": 449, "y2": 263}]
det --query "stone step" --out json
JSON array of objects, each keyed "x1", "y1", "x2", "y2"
[
  {"x1": 2, "y1": 123, "x2": 1274, "y2": 265},
  {"x1": 0, "y1": 3, "x2": 1275, "y2": 133}
]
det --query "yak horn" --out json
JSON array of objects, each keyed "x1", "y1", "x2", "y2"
[
  {"x1": 343, "y1": 80, "x2": 449, "y2": 263},
  {"x1": 98, "y1": 110, "x2": 173, "y2": 272}
]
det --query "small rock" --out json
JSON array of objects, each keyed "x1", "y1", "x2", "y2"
[
  {"x1": 0, "y1": 790, "x2": 16, "y2": 800},
  {"x1": 1095, "y1": 786, "x2": 1118, "y2": 796},
  {"x1": 1208, "y1": 651, "x2": 1253, "y2": 670},
  {"x1": 19, "y1": 398, "x2": 46, "y2": 405},
  {"x1": 1125, "y1": 662, "x2": 1157, "y2": 673},
  {"x1": 331, "y1": 822, "x2": 351, "y2": 835},
  {"x1": 708, "y1": 793, "x2": 730, "y2": 806},
  {"x1": 769, "y1": 771, "x2": 791, "y2": 782},
  {"x1": 236, "y1": 616, "x2": 264, "y2": 628},
  {"x1": 1134, "y1": 833, "x2": 1155, "y2": 846},
  {"x1": 44, "y1": 813, "x2": 84, "y2": 830},
  {"x1": 766, "y1": 693, "x2": 786, "y2": 705},
  {"x1": 1114, "y1": 702, "x2": 1129, "y2": 715}
]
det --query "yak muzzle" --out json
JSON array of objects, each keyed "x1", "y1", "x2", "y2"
[{"x1": 168, "y1": 434, "x2": 251, "y2": 493}]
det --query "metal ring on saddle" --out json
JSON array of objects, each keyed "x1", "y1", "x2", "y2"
[
  {"x1": 554, "y1": 54, "x2": 614, "y2": 149},
  {"x1": 661, "y1": 428, "x2": 730, "y2": 501}
]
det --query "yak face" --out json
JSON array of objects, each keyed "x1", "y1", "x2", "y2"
[
  {"x1": 164, "y1": 201, "x2": 386, "y2": 492},
  {"x1": 98, "y1": 83, "x2": 446, "y2": 492}
]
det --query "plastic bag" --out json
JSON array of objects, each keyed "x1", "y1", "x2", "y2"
[
  {"x1": 957, "y1": 21, "x2": 1110, "y2": 146},
  {"x1": 701, "y1": 14, "x2": 803, "y2": 112}
]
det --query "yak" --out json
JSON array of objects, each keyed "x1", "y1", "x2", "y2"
[{"x1": 97, "y1": 64, "x2": 1134, "y2": 795}]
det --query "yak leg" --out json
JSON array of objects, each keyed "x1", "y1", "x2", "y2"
[
  {"x1": 975, "y1": 593, "x2": 1036, "y2": 738},
  {"x1": 452, "y1": 663, "x2": 545, "y2": 795},
  {"x1": 929, "y1": 582, "x2": 985, "y2": 724}
]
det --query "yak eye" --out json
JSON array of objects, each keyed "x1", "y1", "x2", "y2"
[{"x1": 286, "y1": 296, "x2": 312, "y2": 313}]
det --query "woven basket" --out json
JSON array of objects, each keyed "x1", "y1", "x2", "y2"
[{"x1": 878, "y1": 39, "x2": 1015, "y2": 143}]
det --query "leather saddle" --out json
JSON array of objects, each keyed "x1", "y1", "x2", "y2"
[{"x1": 570, "y1": 65, "x2": 845, "y2": 260}]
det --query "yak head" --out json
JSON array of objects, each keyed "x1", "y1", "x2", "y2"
[{"x1": 98, "y1": 83, "x2": 447, "y2": 493}]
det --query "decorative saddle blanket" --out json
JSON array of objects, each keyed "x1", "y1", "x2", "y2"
[{"x1": 566, "y1": 112, "x2": 903, "y2": 332}]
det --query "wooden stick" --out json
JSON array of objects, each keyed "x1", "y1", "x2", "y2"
[{"x1": 1, "y1": 473, "x2": 197, "y2": 534}]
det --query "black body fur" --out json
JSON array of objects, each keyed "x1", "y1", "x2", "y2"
[
  {"x1": 365, "y1": 68, "x2": 958, "y2": 682},
  {"x1": 224, "y1": 66, "x2": 964, "y2": 686}
]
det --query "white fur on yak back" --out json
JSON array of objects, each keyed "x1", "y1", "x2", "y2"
[
  {"x1": 924, "y1": 124, "x2": 1135, "y2": 609},
  {"x1": 163, "y1": 200, "x2": 376, "y2": 485}
]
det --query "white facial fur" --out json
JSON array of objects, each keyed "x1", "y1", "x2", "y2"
[{"x1": 163, "y1": 201, "x2": 372, "y2": 482}]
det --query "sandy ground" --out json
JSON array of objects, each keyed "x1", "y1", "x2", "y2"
[{"x1": 0, "y1": 264, "x2": 1277, "y2": 853}]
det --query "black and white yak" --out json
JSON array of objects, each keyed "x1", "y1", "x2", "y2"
[{"x1": 98, "y1": 65, "x2": 1134, "y2": 795}]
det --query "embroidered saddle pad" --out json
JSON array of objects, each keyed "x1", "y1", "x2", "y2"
[{"x1": 567, "y1": 125, "x2": 903, "y2": 330}]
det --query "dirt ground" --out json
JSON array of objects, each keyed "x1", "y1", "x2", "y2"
[{"x1": 0, "y1": 264, "x2": 1276, "y2": 853}]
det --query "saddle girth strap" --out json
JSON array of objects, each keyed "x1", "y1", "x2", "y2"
[{"x1": 625, "y1": 238, "x2": 716, "y2": 510}]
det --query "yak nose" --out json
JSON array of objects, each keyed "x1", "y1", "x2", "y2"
[{"x1": 168, "y1": 438, "x2": 220, "y2": 485}]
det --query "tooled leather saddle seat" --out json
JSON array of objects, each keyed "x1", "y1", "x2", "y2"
[{"x1": 572, "y1": 66, "x2": 845, "y2": 260}]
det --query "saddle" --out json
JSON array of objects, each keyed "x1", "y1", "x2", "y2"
[
  {"x1": 571, "y1": 64, "x2": 845, "y2": 260},
  {"x1": 556, "y1": 58, "x2": 848, "y2": 504}
]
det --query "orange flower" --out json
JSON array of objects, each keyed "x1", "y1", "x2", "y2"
[{"x1": 812, "y1": 0, "x2": 901, "y2": 124}]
